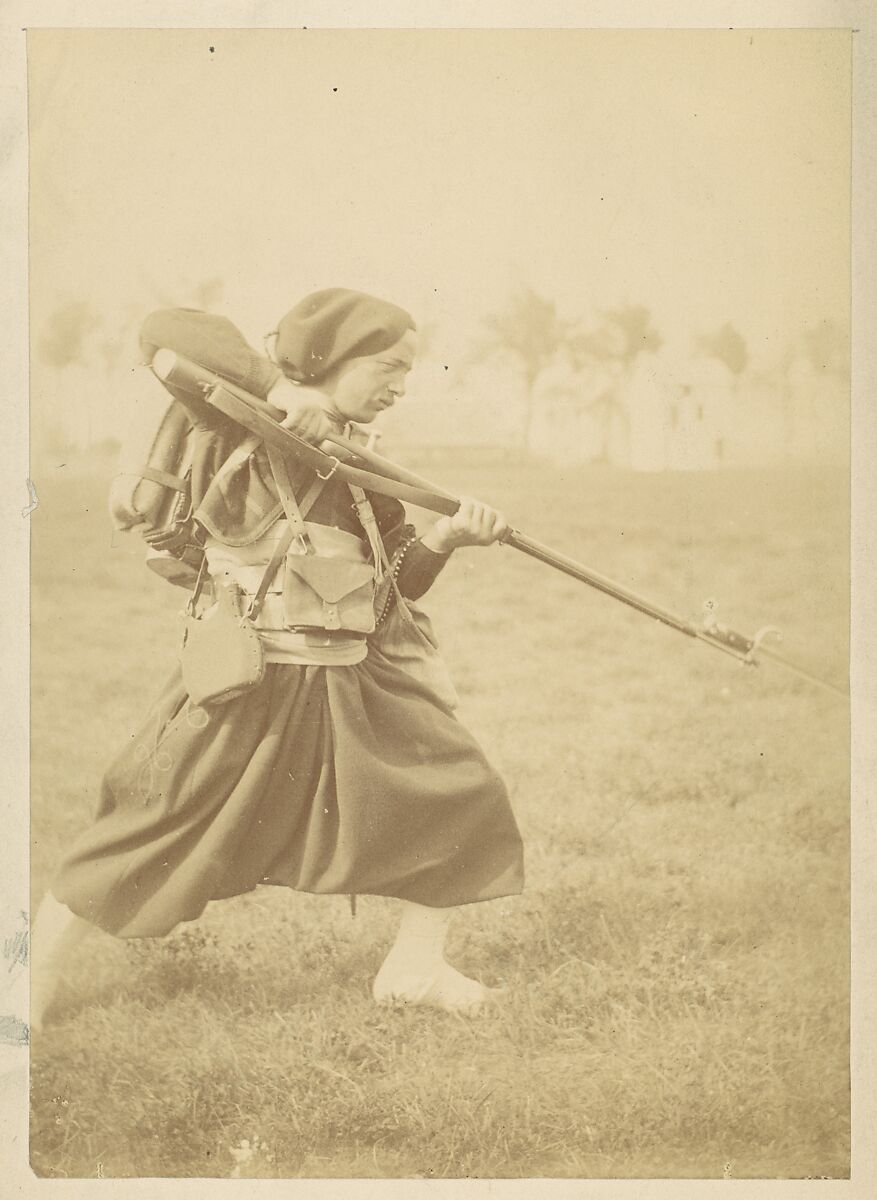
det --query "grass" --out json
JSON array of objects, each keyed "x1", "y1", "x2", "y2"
[{"x1": 29, "y1": 450, "x2": 849, "y2": 1179}]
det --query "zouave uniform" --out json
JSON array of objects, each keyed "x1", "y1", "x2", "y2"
[{"x1": 51, "y1": 302, "x2": 524, "y2": 939}]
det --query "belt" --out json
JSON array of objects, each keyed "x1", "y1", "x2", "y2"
[{"x1": 284, "y1": 627, "x2": 367, "y2": 646}]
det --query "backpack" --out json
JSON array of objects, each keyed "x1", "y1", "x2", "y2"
[{"x1": 108, "y1": 368, "x2": 201, "y2": 587}]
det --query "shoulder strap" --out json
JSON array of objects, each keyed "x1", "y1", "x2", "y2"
[
  {"x1": 208, "y1": 434, "x2": 263, "y2": 490},
  {"x1": 265, "y1": 443, "x2": 311, "y2": 550},
  {"x1": 185, "y1": 552, "x2": 211, "y2": 616},
  {"x1": 246, "y1": 459, "x2": 327, "y2": 621},
  {"x1": 348, "y1": 483, "x2": 426, "y2": 640},
  {"x1": 347, "y1": 483, "x2": 386, "y2": 580}
]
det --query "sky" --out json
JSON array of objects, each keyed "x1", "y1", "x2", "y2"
[{"x1": 27, "y1": 27, "x2": 850, "y2": 438}]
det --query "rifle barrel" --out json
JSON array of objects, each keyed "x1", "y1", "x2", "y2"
[{"x1": 504, "y1": 530, "x2": 700, "y2": 640}]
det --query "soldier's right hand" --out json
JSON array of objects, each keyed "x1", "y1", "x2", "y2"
[{"x1": 267, "y1": 378, "x2": 334, "y2": 444}]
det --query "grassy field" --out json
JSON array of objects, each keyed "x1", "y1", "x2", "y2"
[{"x1": 29, "y1": 450, "x2": 849, "y2": 1179}]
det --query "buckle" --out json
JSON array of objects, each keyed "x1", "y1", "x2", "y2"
[{"x1": 317, "y1": 456, "x2": 341, "y2": 481}]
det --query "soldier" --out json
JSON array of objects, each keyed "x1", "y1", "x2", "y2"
[{"x1": 31, "y1": 288, "x2": 524, "y2": 1028}]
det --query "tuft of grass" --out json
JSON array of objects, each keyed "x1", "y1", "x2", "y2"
[{"x1": 30, "y1": 458, "x2": 849, "y2": 1179}]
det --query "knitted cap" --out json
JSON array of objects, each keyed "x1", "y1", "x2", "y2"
[{"x1": 273, "y1": 288, "x2": 415, "y2": 383}]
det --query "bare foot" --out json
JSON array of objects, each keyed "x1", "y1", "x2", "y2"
[{"x1": 372, "y1": 956, "x2": 506, "y2": 1016}]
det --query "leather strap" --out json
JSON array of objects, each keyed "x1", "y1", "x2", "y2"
[
  {"x1": 185, "y1": 553, "x2": 211, "y2": 615},
  {"x1": 246, "y1": 471, "x2": 327, "y2": 621},
  {"x1": 207, "y1": 383, "x2": 459, "y2": 516},
  {"x1": 206, "y1": 433, "x2": 262, "y2": 490},
  {"x1": 348, "y1": 482, "x2": 426, "y2": 640},
  {"x1": 347, "y1": 484, "x2": 385, "y2": 580},
  {"x1": 186, "y1": 451, "x2": 328, "y2": 623},
  {"x1": 138, "y1": 466, "x2": 189, "y2": 492},
  {"x1": 265, "y1": 443, "x2": 311, "y2": 548}
]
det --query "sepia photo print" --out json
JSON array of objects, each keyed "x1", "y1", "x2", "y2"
[{"x1": 6, "y1": 14, "x2": 867, "y2": 1188}]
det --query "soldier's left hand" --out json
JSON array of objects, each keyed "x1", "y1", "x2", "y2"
[{"x1": 422, "y1": 498, "x2": 509, "y2": 553}]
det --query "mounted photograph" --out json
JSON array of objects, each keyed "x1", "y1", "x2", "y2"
[{"x1": 25, "y1": 25, "x2": 851, "y2": 1181}]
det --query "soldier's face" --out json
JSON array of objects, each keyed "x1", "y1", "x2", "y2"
[{"x1": 325, "y1": 329, "x2": 417, "y2": 423}]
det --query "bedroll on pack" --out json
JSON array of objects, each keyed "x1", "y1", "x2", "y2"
[{"x1": 108, "y1": 367, "x2": 199, "y2": 587}]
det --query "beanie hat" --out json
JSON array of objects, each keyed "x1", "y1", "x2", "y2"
[{"x1": 273, "y1": 288, "x2": 415, "y2": 384}]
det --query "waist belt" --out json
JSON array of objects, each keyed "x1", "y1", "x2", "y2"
[{"x1": 283, "y1": 627, "x2": 365, "y2": 646}]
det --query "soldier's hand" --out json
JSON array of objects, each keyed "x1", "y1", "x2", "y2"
[
  {"x1": 268, "y1": 378, "x2": 334, "y2": 445},
  {"x1": 422, "y1": 497, "x2": 509, "y2": 553}
]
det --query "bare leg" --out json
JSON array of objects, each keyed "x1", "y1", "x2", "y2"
[
  {"x1": 372, "y1": 900, "x2": 504, "y2": 1015},
  {"x1": 30, "y1": 893, "x2": 95, "y2": 1031}
]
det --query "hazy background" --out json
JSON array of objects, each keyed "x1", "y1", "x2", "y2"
[{"x1": 28, "y1": 27, "x2": 850, "y2": 466}]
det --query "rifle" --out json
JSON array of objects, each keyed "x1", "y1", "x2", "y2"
[{"x1": 150, "y1": 349, "x2": 846, "y2": 697}]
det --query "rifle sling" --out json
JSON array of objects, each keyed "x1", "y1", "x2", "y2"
[{"x1": 205, "y1": 384, "x2": 460, "y2": 517}]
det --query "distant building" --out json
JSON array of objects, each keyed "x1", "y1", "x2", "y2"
[
  {"x1": 528, "y1": 351, "x2": 626, "y2": 464},
  {"x1": 525, "y1": 344, "x2": 848, "y2": 471},
  {"x1": 628, "y1": 351, "x2": 732, "y2": 472}
]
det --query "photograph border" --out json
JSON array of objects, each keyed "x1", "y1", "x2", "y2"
[{"x1": 2, "y1": 3, "x2": 874, "y2": 1196}]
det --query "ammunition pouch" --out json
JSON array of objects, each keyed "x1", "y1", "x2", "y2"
[{"x1": 282, "y1": 554, "x2": 376, "y2": 633}]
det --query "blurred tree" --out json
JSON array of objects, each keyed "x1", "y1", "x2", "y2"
[
  {"x1": 34, "y1": 278, "x2": 230, "y2": 452},
  {"x1": 575, "y1": 303, "x2": 663, "y2": 367},
  {"x1": 93, "y1": 279, "x2": 228, "y2": 378},
  {"x1": 37, "y1": 300, "x2": 102, "y2": 368},
  {"x1": 571, "y1": 303, "x2": 663, "y2": 461},
  {"x1": 467, "y1": 285, "x2": 573, "y2": 448},
  {"x1": 694, "y1": 321, "x2": 748, "y2": 377}
]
